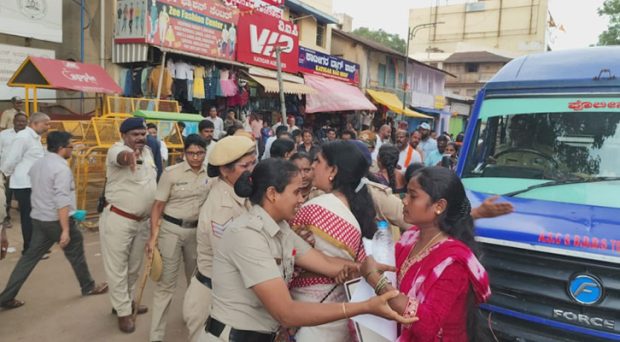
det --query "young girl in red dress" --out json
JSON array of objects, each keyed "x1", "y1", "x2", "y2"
[{"x1": 361, "y1": 167, "x2": 491, "y2": 341}]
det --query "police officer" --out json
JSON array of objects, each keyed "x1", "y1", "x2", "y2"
[
  {"x1": 147, "y1": 134, "x2": 209, "y2": 342},
  {"x1": 183, "y1": 135, "x2": 257, "y2": 342},
  {"x1": 99, "y1": 117, "x2": 157, "y2": 333},
  {"x1": 204, "y1": 158, "x2": 410, "y2": 342}
]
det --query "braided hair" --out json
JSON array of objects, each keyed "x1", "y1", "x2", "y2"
[{"x1": 377, "y1": 144, "x2": 400, "y2": 192}]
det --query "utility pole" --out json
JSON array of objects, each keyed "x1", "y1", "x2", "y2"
[
  {"x1": 402, "y1": 22, "x2": 445, "y2": 113},
  {"x1": 275, "y1": 47, "x2": 286, "y2": 121}
]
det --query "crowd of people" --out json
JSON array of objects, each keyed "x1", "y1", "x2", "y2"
[{"x1": 0, "y1": 103, "x2": 515, "y2": 342}]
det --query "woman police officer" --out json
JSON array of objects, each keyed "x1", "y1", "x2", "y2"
[
  {"x1": 183, "y1": 135, "x2": 257, "y2": 342},
  {"x1": 202, "y1": 158, "x2": 414, "y2": 342}
]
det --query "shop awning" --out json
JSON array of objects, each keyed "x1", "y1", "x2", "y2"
[
  {"x1": 8, "y1": 56, "x2": 122, "y2": 94},
  {"x1": 304, "y1": 74, "x2": 376, "y2": 113},
  {"x1": 249, "y1": 75, "x2": 315, "y2": 95},
  {"x1": 366, "y1": 89, "x2": 431, "y2": 118},
  {"x1": 134, "y1": 110, "x2": 204, "y2": 122}
]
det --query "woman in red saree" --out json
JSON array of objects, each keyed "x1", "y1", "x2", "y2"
[{"x1": 361, "y1": 167, "x2": 491, "y2": 341}]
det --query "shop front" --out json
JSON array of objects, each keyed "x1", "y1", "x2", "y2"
[
  {"x1": 366, "y1": 89, "x2": 431, "y2": 131},
  {"x1": 298, "y1": 46, "x2": 375, "y2": 134},
  {"x1": 112, "y1": 0, "x2": 248, "y2": 117}
]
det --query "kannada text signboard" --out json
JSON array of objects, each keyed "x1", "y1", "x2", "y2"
[{"x1": 298, "y1": 46, "x2": 360, "y2": 85}]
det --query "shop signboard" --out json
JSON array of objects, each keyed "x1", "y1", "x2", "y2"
[
  {"x1": 114, "y1": 0, "x2": 148, "y2": 43},
  {"x1": 144, "y1": 0, "x2": 239, "y2": 60},
  {"x1": 236, "y1": 12, "x2": 299, "y2": 73},
  {"x1": 0, "y1": 0, "x2": 62, "y2": 43},
  {"x1": 223, "y1": 0, "x2": 283, "y2": 19},
  {"x1": 298, "y1": 46, "x2": 360, "y2": 85}
]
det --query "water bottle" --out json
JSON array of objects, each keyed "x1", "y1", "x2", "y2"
[{"x1": 372, "y1": 221, "x2": 396, "y2": 282}]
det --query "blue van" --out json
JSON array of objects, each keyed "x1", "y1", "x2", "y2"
[{"x1": 457, "y1": 47, "x2": 620, "y2": 341}]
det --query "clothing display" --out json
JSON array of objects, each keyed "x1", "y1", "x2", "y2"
[{"x1": 193, "y1": 67, "x2": 206, "y2": 99}]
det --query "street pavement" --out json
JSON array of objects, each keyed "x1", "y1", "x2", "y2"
[{"x1": 0, "y1": 209, "x2": 189, "y2": 341}]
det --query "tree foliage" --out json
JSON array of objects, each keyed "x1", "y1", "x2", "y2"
[
  {"x1": 351, "y1": 27, "x2": 406, "y2": 53},
  {"x1": 598, "y1": 0, "x2": 620, "y2": 45}
]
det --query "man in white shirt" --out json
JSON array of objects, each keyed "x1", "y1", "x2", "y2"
[
  {"x1": 146, "y1": 123, "x2": 169, "y2": 165},
  {"x1": 418, "y1": 122, "x2": 438, "y2": 157},
  {"x1": 261, "y1": 125, "x2": 290, "y2": 160},
  {"x1": 199, "y1": 119, "x2": 217, "y2": 167},
  {"x1": 286, "y1": 115, "x2": 299, "y2": 132},
  {"x1": 395, "y1": 129, "x2": 422, "y2": 171},
  {"x1": 206, "y1": 107, "x2": 224, "y2": 140},
  {"x1": 0, "y1": 112, "x2": 50, "y2": 254},
  {"x1": 0, "y1": 112, "x2": 27, "y2": 228},
  {"x1": 0, "y1": 97, "x2": 23, "y2": 131},
  {"x1": 372, "y1": 124, "x2": 391, "y2": 161}
]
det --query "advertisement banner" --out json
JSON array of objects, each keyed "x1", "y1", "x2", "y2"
[
  {"x1": 223, "y1": 0, "x2": 283, "y2": 19},
  {"x1": 145, "y1": 0, "x2": 239, "y2": 60},
  {"x1": 298, "y1": 46, "x2": 360, "y2": 85},
  {"x1": 0, "y1": 0, "x2": 62, "y2": 43},
  {"x1": 114, "y1": 0, "x2": 148, "y2": 43},
  {"x1": 0, "y1": 44, "x2": 56, "y2": 100},
  {"x1": 236, "y1": 12, "x2": 299, "y2": 73}
]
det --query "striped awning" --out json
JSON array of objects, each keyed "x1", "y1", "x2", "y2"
[
  {"x1": 112, "y1": 43, "x2": 148, "y2": 64},
  {"x1": 249, "y1": 75, "x2": 315, "y2": 95}
]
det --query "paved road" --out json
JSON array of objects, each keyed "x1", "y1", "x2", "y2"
[{"x1": 0, "y1": 211, "x2": 189, "y2": 342}]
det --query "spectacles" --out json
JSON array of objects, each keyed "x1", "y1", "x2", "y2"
[{"x1": 185, "y1": 151, "x2": 206, "y2": 158}]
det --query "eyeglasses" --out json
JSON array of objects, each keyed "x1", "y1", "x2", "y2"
[{"x1": 185, "y1": 151, "x2": 206, "y2": 158}]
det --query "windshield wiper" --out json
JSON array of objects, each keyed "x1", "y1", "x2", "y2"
[{"x1": 503, "y1": 177, "x2": 620, "y2": 197}]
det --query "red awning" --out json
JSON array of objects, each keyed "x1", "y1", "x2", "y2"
[
  {"x1": 304, "y1": 74, "x2": 377, "y2": 113},
  {"x1": 7, "y1": 56, "x2": 122, "y2": 94}
]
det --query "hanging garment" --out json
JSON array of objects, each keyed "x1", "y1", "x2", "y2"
[
  {"x1": 187, "y1": 79, "x2": 194, "y2": 102},
  {"x1": 193, "y1": 66, "x2": 206, "y2": 99},
  {"x1": 173, "y1": 78, "x2": 188, "y2": 101},
  {"x1": 148, "y1": 65, "x2": 173, "y2": 98},
  {"x1": 119, "y1": 69, "x2": 129, "y2": 96},
  {"x1": 215, "y1": 69, "x2": 223, "y2": 97}
]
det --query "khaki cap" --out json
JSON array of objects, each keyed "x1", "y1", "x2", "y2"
[
  {"x1": 150, "y1": 247, "x2": 163, "y2": 282},
  {"x1": 208, "y1": 135, "x2": 256, "y2": 166}
]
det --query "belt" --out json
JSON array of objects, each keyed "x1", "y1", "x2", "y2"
[
  {"x1": 162, "y1": 214, "x2": 198, "y2": 228},
  {"x1": 109, "y1": 205, "x2": 146, "y2": 222},
  {"x1": 205, "y1": 317, "x2": 276, "y2": 342},
  {"x1": 195, "y1": 271, "x2": 212, "y2": 289}
]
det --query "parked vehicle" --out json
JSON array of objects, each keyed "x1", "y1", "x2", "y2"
[{"x1": 457, "y1": 47, "x2": 620, "y2": 341}]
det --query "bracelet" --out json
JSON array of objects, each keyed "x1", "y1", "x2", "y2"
[
  {"x1": 342, "y1": 302, "x2": 349, "y2": 319},
  {"x1": 364, "y1": 269, "x2": 381, "y2": 279},
  {"x1": 374, "y1": 275, "x2": 389, "y2": 295}
]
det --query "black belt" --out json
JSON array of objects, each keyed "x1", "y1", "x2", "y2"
[
  {"x1": 195, "y1": 271, "x2": 212, "y2": 289},
  {"x1": 205, "y1": 316, "x2": 276, "y2": 342},
  {"x1": 162, "y1": 214, "x2": 198, "y2": 228}
]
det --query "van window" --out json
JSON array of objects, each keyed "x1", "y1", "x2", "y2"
[{"x1": 463, "y1": 98, "x2": 620, "y2": 181}]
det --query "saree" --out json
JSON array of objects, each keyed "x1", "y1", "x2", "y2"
[
  {"x1": 396, "y1": 228, "x2": 491, "y2": 342},
  {"x1": 289, "y1": 193, "x2": 365, "y2": 342}
]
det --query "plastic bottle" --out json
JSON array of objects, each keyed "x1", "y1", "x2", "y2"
[
  {"x1": 372, "y1": 221, "x2": 394, "y2": 265},
  {"x1": 372, "y1": 221, "x2": 396, "y2": 282}
]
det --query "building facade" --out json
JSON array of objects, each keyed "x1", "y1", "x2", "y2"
[{"x1": 408, "y1": 0, "x2": 551, "y2": 56}]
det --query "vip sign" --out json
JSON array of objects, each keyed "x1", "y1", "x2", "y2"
[{"x1": 237, "y1": 12, "x2": 299, "y2": 73}]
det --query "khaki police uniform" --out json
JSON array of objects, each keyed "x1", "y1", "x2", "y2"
[
  {"x1": 202, "y1": 205, "x2": 311, "y2": 342},
  {"x1": 367, "y1": 180, "x2": 409, "y2": 238},
  {"x1": 99, "y1": 142, "x2": 157, "y2": 317},
  {"x1": 183, "y1": 177, "x2": 251, "y2": 342},
  {"x1": 150, "y1": 160, "x2": 209, "y2": 341}
]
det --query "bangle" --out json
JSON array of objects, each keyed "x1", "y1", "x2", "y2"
[
  {"x1": 374, "y1": 275, "x2": 388, "y2": 295},
  {"x1": 364, "y1": 269, "x2": 381, "y2": 279},
  {"x1": 342, "y1": 302, "x2": 349, "y2": 319}
]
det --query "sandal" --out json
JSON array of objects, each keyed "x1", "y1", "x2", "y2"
[
  {"x1": 1, "y1": 299, "x2": 25, "y2": 309},
  {"x1": 85, "y1": 282, "x2": 108, "y2": 296}
]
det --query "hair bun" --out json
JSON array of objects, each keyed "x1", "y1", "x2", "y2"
[{"x1": 234, "y1": 171, "x2": 254, "y2": 198}]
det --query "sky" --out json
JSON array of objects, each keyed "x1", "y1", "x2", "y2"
[{"x1": 332, "y1": 0, "x2": 609, "y2": 50}]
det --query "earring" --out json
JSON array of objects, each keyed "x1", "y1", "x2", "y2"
[
  {"x1": 436, "y1": 210, "x2": 442, "y2": 215},
  {"x1": 329, "y1": 176, "x2": 334, "y2": 181}
]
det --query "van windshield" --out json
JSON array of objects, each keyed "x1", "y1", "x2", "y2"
[{"x1": 463, "y1": 98, "x2": 620, "y2": 181}]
